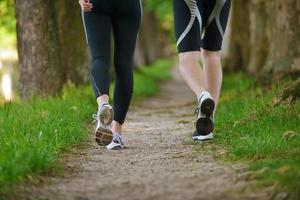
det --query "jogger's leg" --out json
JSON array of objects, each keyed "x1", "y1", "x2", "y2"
[
  {"x1": 83, "y1": 12, "x2": 112, "y2": 105},
  {"x1": 202, "y1": 50, "x2": 222, "y2": 113},
  {"x1": 82, "y1": 11, "x2": 114, "y2": 146},
  {"x1": 179, "y1": 51, "x2": 216, "y2": 138},
  {"x1": 200, "y1": 0, "x2": 231, "y2": 114},
  {"x1": 173, "y1": 0, "x2": 218, "y2": 140},
  {"x1": 172, "y1": 0, "x2": 231, "y2": 140},
  {"x1": 179, "y1": 51, "x2": 205, "y2": 98},
  {"x1": 173, "y1": 0, "x2": 206, "y2": 98},
  {"x1": 111, "y1": 2, "x2": 142, "y2": 134}
]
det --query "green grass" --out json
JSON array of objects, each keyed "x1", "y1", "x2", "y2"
[
  {"x1": 138, "y1": 59, "x2": 173, "y2": 81},
  {"x1": 200, "y1": 73, "x2": 300, "y2": 199},
  {"x1": 0, "y1": 86, "x2": 95, "y2": 193},
  {"x1": 133, "y1": 59, "x2": 173, "y2": 99},
  {"x1": 0, "y1": 59, "x2": 173, "y2": 194}
]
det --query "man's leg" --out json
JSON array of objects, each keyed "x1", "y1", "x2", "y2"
[
  {"x1": 179, "y1": 51, "x2": 205, "y2": 98},
  {"x1": 202, "y1": 50, "x2": 222, "y2": 113},
  {"x1": 201, "y1": 0, "x2": 231, "y2": 115},
  {"x1": 178, "y1": 51, "x2": 215, "y2": 139},
  {"x1": 173, "y1": 0, "x2": 215, "y2": 140}
]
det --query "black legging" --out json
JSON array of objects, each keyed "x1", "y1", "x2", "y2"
[{"x1": 82, "y1": 0, "x2": 142, "y2": 124}]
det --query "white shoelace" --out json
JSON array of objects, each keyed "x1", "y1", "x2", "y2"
[{"x1": 92, "y1": 113, "x2": 98, "y2": 124}]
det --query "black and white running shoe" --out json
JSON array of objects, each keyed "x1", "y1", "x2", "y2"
[
  {"x1": 107, "y1": 133, "x2": 124, "y2": 150},
  {"x1": 193, "y1": 130, "x2": 214, "y2": 141},
  {"x1": 193, "y1": 91, "x2": 215, "y2": 141},
  {"x1": 93, "y1": 104, "x2": 114, "y2": 146}
]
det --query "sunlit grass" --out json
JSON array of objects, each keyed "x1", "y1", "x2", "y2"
[
  {"x1": 0, "y1": 59, "x2": 173, "y2": 194},
  {"x1": 0, "y1": 85, "x2": 95, "y2": 193}
]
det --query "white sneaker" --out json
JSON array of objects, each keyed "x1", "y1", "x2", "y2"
[
  {"x1": 107, "y1": 133, "x2": 124, "y2": 150},
  {"x1": 93, "y1": 104, "x2": 114, "y2": 146},
  {"x1": 194, "y1": 91, "x2": 215, "y2": 141}
]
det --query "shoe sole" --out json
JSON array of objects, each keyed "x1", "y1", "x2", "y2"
[
  {"x1": 201, "y1": 98, "x2": 215, "y2": 116},
  {"x1": 193, "y1": 132, "x2": 214, "y2": 141},
  {"x1": 107, "y1": 144, "x2": 123, "y2": 150},
  {"x1": 95, "y1": 127, "x2": 113, "y2": 146},
  {"x1": 95, "y1": 106, "x2": 114, "y2": 146},
  {"x1": 99, "y1": 106, "x2": 114, "y2": 126},
  {"x1": 196, "y1": 98, "x2": 215, "y2": 135},
  {"x1": 196, "y1": 117, "x2": 214, "y2": 135}
]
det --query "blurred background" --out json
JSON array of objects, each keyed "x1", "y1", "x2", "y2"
[
  {"x1": 0, "y1": 0, "x2": 298, "y2": 101},
  {"x1": 0, "y1": 1, "x2": 299, "y2": 197}
]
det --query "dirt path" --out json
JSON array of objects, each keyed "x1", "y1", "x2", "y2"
[{"x1": 19, "y1": 69, "x2": 269, "y2": 200}]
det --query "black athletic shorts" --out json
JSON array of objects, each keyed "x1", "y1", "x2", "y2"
[{"x1": 173, "y1": 0, "x2": 231, "y2": 53}]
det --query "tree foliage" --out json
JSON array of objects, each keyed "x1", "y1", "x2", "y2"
[
  {"x1": 145, "y1": 0, "x2": 174, "y2": 38},
  {"x1": 0, "y1": 0, "x2": 15, "y2": 33},
  {"x1": 0, "y1": 0, "x2": 16, "y2": 47}
]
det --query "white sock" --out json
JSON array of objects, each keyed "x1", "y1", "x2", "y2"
[
  {"x1": 98, "y1": 103, "x2": 108, "y2": 109},
  {"x1": 113, "y1": 132, "x2": 123, "y2": 139},
  {"x1": 197, "y1": 91, "x2": 210, "y2": 101}
]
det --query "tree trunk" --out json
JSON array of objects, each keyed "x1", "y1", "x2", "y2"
[
  {"x1": 226, "y1": 0, "x2": 251, "y2": 71},
  {"x1": 15, "y1": 0, "x2": 62, "y2": 98},
  {"x1": 134, "y1": 11, "x2": 170, "y2": 67},
  {"x1": 55, "y1": 0, "x2": 90, "y2": 85},
  {"x1": 259, "y1": 0, "x2": 300, "y2": 83},
  {"x1": 247, "y1": 0, "x2": 269, "y2": 75}
]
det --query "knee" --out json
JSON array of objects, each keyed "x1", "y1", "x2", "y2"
[
  {"x1": 90, "y1": 62, "x2": 98, "y2": 74},
  {"x1": 201, "y1": 50, "x2": 221, "y2": 61},
  {"x1": 178, "y1": 51, "x2": 200, "y2": 71},
  {"x1": 91, "y1": 57, "x2": 109, "y2": 73},
  {"x1": 179, "y1": 52, "x2": 199, "y2": 64}
]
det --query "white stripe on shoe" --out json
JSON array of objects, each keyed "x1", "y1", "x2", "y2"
[
  {"x1": 193, "y1": 132, "x2": 214, "y2": 141},
  {"x1": 107, "y1": 134, "x2": 124, "y2": 150}
]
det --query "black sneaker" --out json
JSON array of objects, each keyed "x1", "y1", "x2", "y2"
[{"x1": 194, "y1": 91, "x2": 215, "y2": 141}]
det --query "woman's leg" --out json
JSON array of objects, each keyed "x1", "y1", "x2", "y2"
[
  {"x1": 82, "y1": 11, "x2": 112, "y2": 105},
  {"x1": 111, "y1": 1, "x2": 142, "y2": 134},
  {"x1": 82, "y1": 11, "x2": 114, "y2": 146}
]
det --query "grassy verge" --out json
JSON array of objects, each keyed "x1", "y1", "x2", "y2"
[
  {"x1": 132, "y1": 59, "x2": 173, "y2": 100},
  {"x1": 0, "y1": 59, "x2": 173, "y2": 194},
  {"x1": 197, "y1": 73, "x2": 300, "y2": 199}
]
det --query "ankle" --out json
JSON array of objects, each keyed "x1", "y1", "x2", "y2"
[
  {"x1": 112, "y1": 120, "x2": 123, "y2": 133},
  {"x1": 197, "y1": 91, "x2": 211, "y2": 101},
  {"x1": 97, "y1": 95, "x2": 109, "y2": 107},
  {"x1": 114, "y1": 132, "x2": 123, "y2": 138}
]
